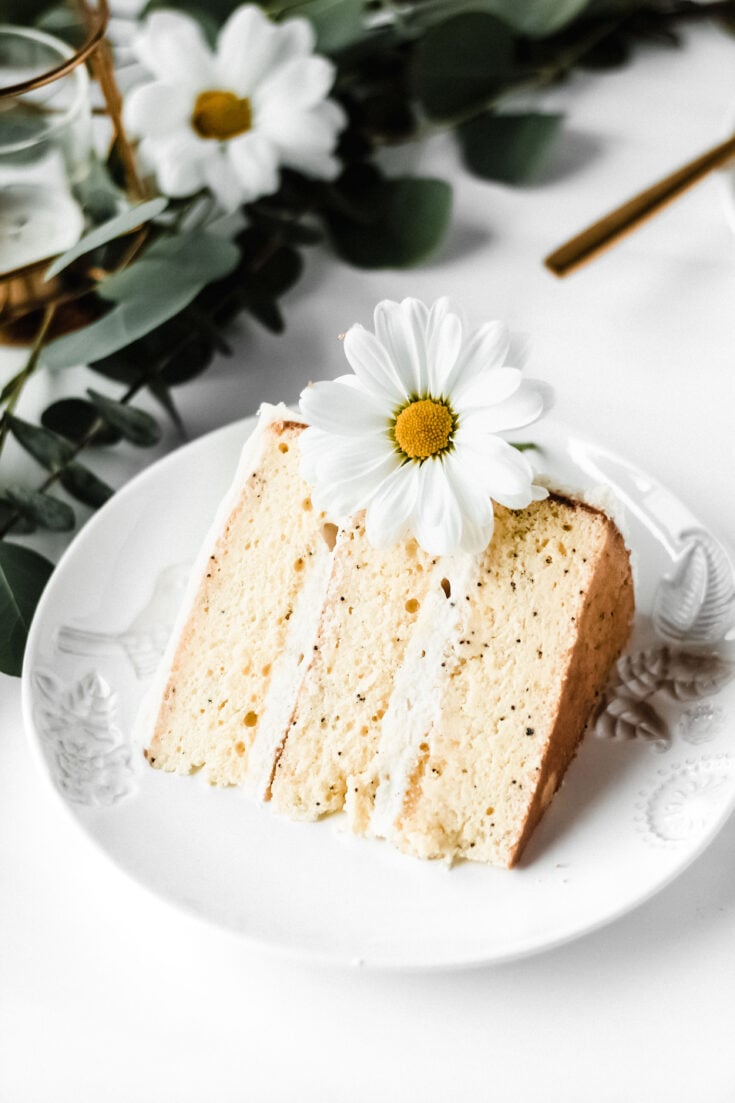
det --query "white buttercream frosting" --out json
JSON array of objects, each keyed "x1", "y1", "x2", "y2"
[
  {"x1": 247, "y1": 541, "x2": 333, "y2": 798},
  {"x1": 370, "y1": 553, "x2": 477, "y2": 840}
]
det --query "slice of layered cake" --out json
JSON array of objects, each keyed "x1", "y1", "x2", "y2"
[
  {"x1": 140, "y1": 296, "x2": 635, "y2": 867},
  {"x1": 142, "y1": 404, "x2": 334, "y2": 791},
  {"x1": 142, "y1": 408, "x2": 633, "y2": 865},
  {"x1": 269, "y1": 493, "x2": 633, "y2": 866},
  {"x1": 369, "y1": 495, "x2": 634, "y2": 866}
]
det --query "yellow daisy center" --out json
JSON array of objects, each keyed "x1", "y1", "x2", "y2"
[
  {"x1": 393, "y1": 398, "x2": 455, "y2": 460},
  {"x1": 191, "y1": 90, "x2": 252, "y2": 141}
]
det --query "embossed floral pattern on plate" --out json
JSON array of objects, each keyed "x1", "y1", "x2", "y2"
[{"x1": 33, "y1": 669, "x2": 136, "y2": 806}]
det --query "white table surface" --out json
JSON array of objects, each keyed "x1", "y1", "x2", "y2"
[{"x1": 2, "y1": 21, "x2": 735, "y2": 1102}]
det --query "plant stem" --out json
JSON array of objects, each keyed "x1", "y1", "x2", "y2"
[{"x1": 0, "y1": 304, "x2": 56, "y2": 467}]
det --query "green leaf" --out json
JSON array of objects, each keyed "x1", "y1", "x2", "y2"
[
  {"x1": 42, "y1": 398, "x2": 122, "y2": 446},
  {"x1": 0, "y1": 542, "x2": 54, "y2": 677},
  {"x1": 292, "y1": 0, "x2": 365, "y2": 53},
  {"x1": 321, "y1": 163, "x2": 385, "y2": 223},
  {"x1": 477, "y1": 0, "x2": 592, "y2": 37},
  {"x1": 158, "y1": 333, "x2": 215, "y2": 386},
  {"x1": 457, "y1": 111, "x2": 564, "y2": 184},
  {"x1": 3, "y1": 487, "x2": 75, "y2": 532},
  {"x1": 87, "y1": 351, "x2": 143, "y2": 386},
  {"x1": 413, "y1": 13, "x2": 515, "y2": 121},
  {"x1": 6, "y1": 0, "x2": 58, "y2": 22},
  {"x1": 0, "y1": 503, "x2": 35, "y2": 536},
  {"x1": 253, "y1": 245, "x2": 304, "y2": 299},
  {"x1": 7, "y1": 414, "x2": 74, "y2": 471},
  {"x1": 86, "y1": 390, "x2": 161, "y2": 448},
  {"x1": 42, "y1": 283, "x2": 202, "y2": 370},
  {"x1": 325, "y1": 176, "x2": 452, "y2": 268},
  {"x1": 45, "y1": 198, "x2": 168, "y2": 281},
  {"x1": 59, "y1": 463, "x2": 114, "y2": 509},
  {"x1": 243, "y1": 298, "x2": 284, "y2": 334},
  {"x1": 97, "y1": 231, "x2": 240, "y2": 304},
  {"x1": 35, "y1": 4, "x2": 87, "y2": 47},
  {"x1": 41, "y1": 232, "x2": 240, "y2": 370}
]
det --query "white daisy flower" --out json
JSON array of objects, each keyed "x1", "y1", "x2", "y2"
[
  {"x1": 123, "y1": 5, "x2": 345, "y2": 210},
  {"x1": 299, "y1": 297, "x2": 549, "y2": 557}
]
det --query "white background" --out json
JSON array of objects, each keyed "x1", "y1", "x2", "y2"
[{"x1": 2, "y1": 20, "x2": 735, "y2": 1102}]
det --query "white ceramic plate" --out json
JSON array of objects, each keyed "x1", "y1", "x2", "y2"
[{"x1": 22, "y1": 417, "x2": 735, "y2": 970}]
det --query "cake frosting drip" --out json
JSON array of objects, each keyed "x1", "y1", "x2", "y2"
[
  {"x1": 370, "y1": 554, "x2": 477, "y2": 840},
  {"x1": 248, "y1": 539, "x2": 334, "y2": 798}
]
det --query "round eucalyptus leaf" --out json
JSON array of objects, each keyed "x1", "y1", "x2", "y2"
[
  {"x1": 45, "y1": 197, "x2": 168, "y2": 281},
  {"x1": 4, "y1": 487, "x2": 75, "y2": 532},
  {"x1": 59, "y1": 462, "x2": 114, "y2": 509},
  {"x1": 413, "y1": 13, "x2": 515, "y2": 120},
  {"x1": 98, "y1": 231, "x2": 240, "y2": 304},
  {"x1": 7, "y1": 414, "x2": 74, "y2": 471},
  {"x1": 0, "y1": 541, "x2": 54, "y2": 677},
  {"x1": 326, "y1": 176, "x2": 452, "y2": 269},
  {"x1": 243, "y1": 298, "x2": 285, "y2": 334},
  {"x1": 0, "y1": 502, "x2": 35, "y2": 536},
  {"x1": 42, "y1": 398, "x2": 122, "y2": 446},
  {"x1": 42, "y1": 282, "x2": 205, "y2": 370},
  {"x1": 159, "y1": 333, "x2": 215, "y2": 386},
  {"x1": 458, "y1": 111, "x2": 564, "y2": 184},
  {"x1": 482, "y1": 0, "x2": 592, "y2": 37},
  {"x1": 300, "y1": 0, "x2": 365, "y2": 53},
  {"x1": 86, "y1": 390, "x2": 162, "y2": 448}
]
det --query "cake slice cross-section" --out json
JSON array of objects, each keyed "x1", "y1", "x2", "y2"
[{"x1": 142, "y1": 404, "x2": 335, "y2": 792}]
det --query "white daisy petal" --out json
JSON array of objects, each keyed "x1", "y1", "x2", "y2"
[
  {"x1": 217, "y1": 7, "x2": 314, "y2": 95},
  {"x1": 444, "y1": 320, "x2": 510, "y2": 395},
  {"x1": 300, "y1": 380, "x2": 388, "y2": 436},
  {"x1": 311, "y1": 453, "x2": 399, "y2": 519},
  {"x1": 343, "y1": 324, "x2": 408, "y2": 405},
  {"x1": 454, "y1": 366, "x2": 522, "y2": 412},
  {"x1": 443, "y1": 452, "x2": 495, "y2": 527},
  {"x1": 132, "y1": 11, "x2": 213, "y2": 87},
  {"x1": 254, "y1": 55, "x2": 336, "y2": 115},
  {"x1": 257, "y1": 103, "x2": 345, "y2": 178},
  {"x1": 202, "y1": 149, "x2": 250, "y2": 211},
  {"x1": 140, "y1": 132, "x2": 210, "y2": 197},
  {"x1": 458, "y1": 513, "x2": 495, "y2": 555},
  {"x1": 123, "y1": 80, "x2": 189, "y2": 139},
  {"x1": 414, "y1": 461, "x2": 462, "y2": 557},
  {"x1": 298, "y1": 297, "x2": 551, "y2": 557},
  {"x1": 125, "y1": 6, "x2": 343, "y2": 210},
  {"x1": 308, "y1": 432, "x2": 393, "y2": 484},
  {"x1": 373, "y1": 298, "x2": 431, "y2": 397},
  {"x1": 425, "y1": 299, "x2": 463, "y2": 396},
  {"x1": 456, "y1": 434, "x2": 542, "y2": 509},
  {"x1": 459, "y1": 379, "x2": 546, "y2": 435},
  {"x1": 365, "y1": 463, "x2": 420, "y2": 548},
  {"x1": 226, "y1": 132, "x2": 279, "y2": 202}
]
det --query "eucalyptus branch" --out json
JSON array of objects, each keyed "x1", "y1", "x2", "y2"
[{"x1": 0, "y1": 305, "x2": 56, "y2": 466}]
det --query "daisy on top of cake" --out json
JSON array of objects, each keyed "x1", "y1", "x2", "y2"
[{"x1": 299, "y1": 297, "x2": 550, "y2": 557}]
